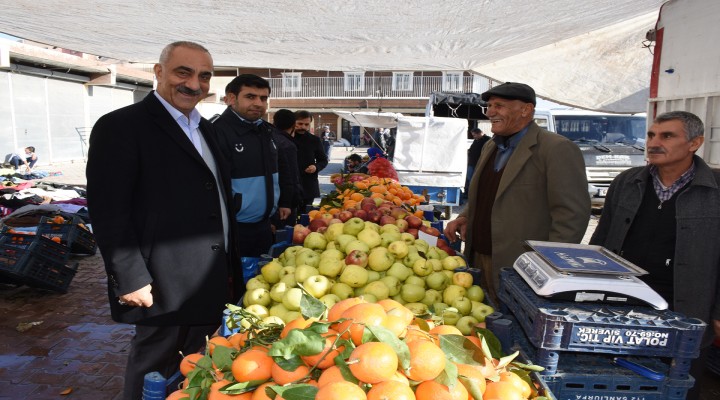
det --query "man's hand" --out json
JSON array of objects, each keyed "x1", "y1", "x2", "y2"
[
  {"x1": 714, "y1": 319, "x2": 720, "y2": 338},
  {"x1": 278, "y1": 207, "x2": 291, "y2": 220},
  {"x1": 304, "y1": 165, "x2": 317, "y2": 174},
  {"x1": 118, "y1": 284, "x2": 153, "y2": 308},
  {"x1": 444, "y1": 216, "x2": 468, "y2": 243}
]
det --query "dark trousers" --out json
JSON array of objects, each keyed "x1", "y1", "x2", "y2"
[
  {"x1": 235, "y1": 219, "x2": 274, "y2": 258},
  {"x1": 124, "y1": 323, "x2": 217, "y2": 400},
  {"x1": 686, "y1": 344, "x2": 714, "y2": 400}
]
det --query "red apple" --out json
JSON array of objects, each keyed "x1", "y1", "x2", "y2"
[
  {"x1": 395, "y1": 219, "x2": 409, "y2": 232},
  {"x1": 391, "y1": 207, "x2": 408, "y2": 220},
  {"x1": 367, "y1": 210, "x2": 382, "y2": 223},
  {"x1": 378, "y1": 206, "x2": 393, "y2": 216},
  {"x1": 379, "y1": 215, "x2": 396, "y2": 226},
  {"x1": 320, "y1": 213, "x2": 334, "y2": 223},
  {"x1": 405, "y1": 215, "x2": 423, "y2": 229},
  {"x1": 354, "y1": 209, "x2": 368, "y2": 221},
  {"x1": 317, "y1": 226, "x2": 328, "y2": 234},
  {"x1": 328, "y1": 218, "x2": 343, "y2": 226},
  {"x1": 293, "y1": 224, "x2": 311, "y2": 244},
  {"x1": 345, "y1": 249, "x2": 368, "y2": 268},
  {"x1": 407, "y1": 228, "x2": 419, "y2": 238},
  {"x1": 362, "y1": 203, "x2": 377, "y2": 213},
  {"x1": 360, "y1": 198, "x2": 376, "y2": 208},
  {"x1": 308, "y1": 218, "x2": 329, "y2": 232},
  {"x1": 419, "y1": 225, "x2": 441, "y2": 237},
  {"x1": 337, "y1": 210, "x2": 354, "y2": 222}
]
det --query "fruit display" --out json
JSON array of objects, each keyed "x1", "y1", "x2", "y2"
[
  {"x1": 247, "y1": 218, "x2": 494, "y2": 335},
  {"x1": 317, "y1": 176, "x2": 427, "y2": 217},
  {"x1": 167, "y1": 298, "x2": 549, "y2": 400},
  {"x1": 329, "y1": 172, "x2": 371, "y2": 186}
]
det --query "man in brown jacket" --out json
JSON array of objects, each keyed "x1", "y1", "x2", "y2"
[{"x1": 444, "y1": 82, "x2": 590, "y2": 303}]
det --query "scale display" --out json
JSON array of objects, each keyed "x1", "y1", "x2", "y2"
[{"x1": 513, "y1": 241, "x2": 668, "y2": 310}]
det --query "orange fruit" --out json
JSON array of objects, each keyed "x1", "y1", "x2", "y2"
[
  {"x1": 403, "y1": 340, "x2": 446, "y2": 381},
  {"x1": 280, "y1": 317, "x2": 316, "y2": 339},
  {"x1": 336, "y1": 303, "x2": 387, "y2": 345},
  {"x1": 301, "y1": 330, "x2": 344, "y2": 370},
  {"x1": 271, "y1": 362, "x2": 310, "y2": 385},
  {"x1": 318, "y1": 365, "x2": 348, "y2": 387},
  {"x1": 388, "y1": 370, "x2": 410, "y2": 385},
  {"x1": 328, "y1": 297, "x2": 367, "y2": 322},
  {"x1": 464, "y1": 335, "x2": 482, "y2": 348},
  {"x1": 348, "y1": 342, "x2": 399, "y2": 384},
  {"x1": 403, "y1": 326, "x2": 434, "y2": 344},
  {"x1": 455, "y1": 362, "x2": 487, "y2": 395},
  {"x1": 166, "y1": 389, "x2": 190, "y2": 399},
  {"x1": 228, "y1": 331, "x2": 249, "y2": 349},
  {"x1": 179, "y1": 353, "x2": 203, "y2": 377},
  {"x1": 377, "y1": 299, "x2": 414, "y2": 326},
  {"x1": 367, "y1": 380, "x2": 416, "y2": 400},
  {"x1": 499, "y1": 371, "x2": 532, "y2": 398},
  {"x1": 231, "y1": 349, "x2": 273, "y2": 382},
  {"x1": 207, "y1": 336, "x2": 233, "y2": 356},
  {"x1": 350, "y1": 192, "x2": 365, "y2": 202},
  {"x1": 483, "y1": 380, "x2": 525, "y2": 400},
  {"x1": 316, "y1": 381, "x2": 367, "y2": 400},
  {"x1": 51, "y1": 236, "x2": 62, "y2": 243},
  {"x1": 380, "y1": 314, "x2": 408, "y2": 338},
  {"x1": 251, "y1": 382, "x2": 283, "y2": 400},
  {"x1": 414, "y1": 379, "x2": 468, "y2": 400},
  {"x1": 429, "y1": 325, "x2": 463, "y2": 337},
  {"x1": 208, "y1": 379, "x2": 250, "y2": 400}
]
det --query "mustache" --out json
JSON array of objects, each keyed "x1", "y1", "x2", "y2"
[
  {"x1": 647, "y1": 147, "x2": 666, "y2": 154},
  {"x1": 177, "y1": 86, "x2": 203, "y2": 96}
]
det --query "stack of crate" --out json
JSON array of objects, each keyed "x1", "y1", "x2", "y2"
[
  {"x1": 496, "y1": 267, "x2": 705, "y2": 400},
  {"x1": 0, "y1": 231, "x2": 77, "y2": 292}
]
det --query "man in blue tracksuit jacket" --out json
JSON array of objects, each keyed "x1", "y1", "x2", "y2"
[{"x1": 214, "y1": 74, "x2": 294, "y2": 259}]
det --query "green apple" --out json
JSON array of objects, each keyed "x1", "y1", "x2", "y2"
[
  {"x1": 427, "y1": 259, "x2": 443, "y2": 272},
  {"x1": 364, "y1": 281, "x2": 390, "y2": 300},
  {"x1": 360, "y1": 293, "x2": 378, "y2": 303},
  {"x1": 466, "y1": 285, "x2": 485, "y2": 303},
  {"x1": 400, "y1": 283, "x2": 426, "y2": 303},
  {"x1": 279, "y1": 266, "x2": 296, "y2": 277},
  {"x1": 387, "y1": 240, "x2": 409, "y2": 259},
  {"x1": 442, "y1": 284, "x2": 467, "y2": 305},
  {"x1": 281, "y1": 246, "x2": 304, "y2": 263},
  {"x1": 317, "y1": 259, "x2": 343, "y2": 278},
  {"x1": 452, "y1": 272, "x2": 474, "y2": 288},
  {"x1": 269, "y1": 303, "x2": 289, "y2": 319},
  {"x1": 391, "y1": 294, "x2": 406, "y2": 304},
  {"x1": 279, "y1": 273, "x2": 297, "y2": 288},
  {"x1": 441, "y1": 256, "x2": 460, "y2": 271},
  {"x1": 343, "y1": 217, "x2": 365, "y2": 236},
  {"x1": 402, "y1": 252, "x2": 423, "y2": 268},
  {"x1": 451, "y1": 296, "x2": 472, "y2": 315},
  {"x1": 442, "y1": 270, "x2": 454, "y2": 281},
  {"x1": 425, "y1": 247, "x2": 442, "y2": 260},
  {"x1": 452, "y1": 256, "x2": 467, "y2": 268},
  {"x1": 367, "y1": 270, "x2": 381, "y2": 283},
  {"x1": 442, "y1": 309, "x2": 462, "y2": 325},
  {"x1": 282, "y1": 287, "x2": 303, "y2": 311},
  {"x1": 324, "y1": 223, "x2": 345, "y2": 242},
  {"x1": 432, "y1": 302, "x2": 450, "y2": 316},
  {"x1": 414, "y1": 239, "x2": 429, "y2": 254},
  {"x1": 405, "y1": 275, "x2": 426, "y2": 288},
  {"x1": 295, "y1": 265, "x2": 320, "y2": 284},
  {"x1": 380, "y1": 224, "x2": 400, "y2": 234},
  {"x1": 380, "y1": 232, "x2": 402, "y2": 248},
  {"x1": 246, "y1": 276, "x2": 270, "y2": 291},
  {"x1": 304, "y1": 232, "x2": 328, "y2": 250},
  {"x1": 320, "y1": 248, "x2": 344, "y2": 262},
  {"x1": 325, "y1": 242, "x2": 337, "y2": 250},
  {"x1": 330, "y1": 282, "x2": 354, "y2": 300},
  {"x1": 244, "y1": 288, "x2": 271, "y2": 307},
  {"x1": 345, "y1": 240, "x2": 371, "y2": 255},
  {"x1": 455, "y1": 316, "x2": 480, "y2": 335},
  {"x1": 282, "y1": 311, "x2": 302, "y2": 324},
  {"x1": 387, "y1": 262, "x2": 413, "y2": 282},
  {"x1": 420, "y1": 289, "x2": 443, "y2": 306},
  {"x1": 335, "y1": 234, "x2": 357, "y2": 252},
  {"x1": 260, "y1": 260, "x2": 284, "y2": 284},
  {"x1": 262, "y1": 316, "x2": 285, "y2": 326},
  {"x1": 404, "y1": 302, "x2": 429, "y2": 316},
  {"x1": 270, "y1": 282, "x2": 290, "y2": 302},
  {"x1": 471, "y1": 302, "x2": 495, "y2": 322},
  {"x1": 245, "y1": 304, "x2": 269, "y2": 319},
  {"x1": 363, "y1": 221, "x2": 380, "y2": 232},
  {"x1": 339, "y1": 264, "x2": 369, "y2": 288},
  {"x1": 295, "y1": 249, "x2": 321, "y2": 268},
  {"x1": 412, "y1": 258, "x2": 433, "y2": 277},
  {"x1": 426, "y1": 271, "x2": 450, "y2": 291},
  {"x1": 400, "y1": 232, "x2": 415, "y2": 245},
  {"x1": 379, "y1": 275, "x2": 402, "y2": 296},
  {"x1": 436, "y1": 248, "x2": 449, "y2": 259},
  {"x1": 368, "y1": 247, "x2": 395, "y2": 272},
  {"x1": 319, "y1": 293, "x2": 340, "y2": 310},
  {"x1": 357, "y1": 228, "x2": 382, "y2": 249},
  {"x1": 303, "y1": 274, "x2": 331, "y2": 298}
]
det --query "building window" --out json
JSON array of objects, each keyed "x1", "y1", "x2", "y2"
[
  {"x1": 282, "y1": 72, "x2": 301, "y2": 92},
  {"x1": 392, "y1": 72, "x2": 413, "y2": 91},
  {"x1": 442, "y1": 71, "x2": 463, "y2": 92},
  {"x1": 344, "y1": 72, "x2": 365, "y2": 91}
]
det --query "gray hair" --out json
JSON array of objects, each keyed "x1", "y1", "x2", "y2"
[
  {"x1": 159, "y1": 41, "x2": 210, "y2": 65},
  {"x1": 654, "y1": 111, "x2": 704, "y2": 141}
]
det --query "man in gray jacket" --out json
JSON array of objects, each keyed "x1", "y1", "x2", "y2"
[{"x1": 591, "y1": 111, "x2": 719, "y2": 398}]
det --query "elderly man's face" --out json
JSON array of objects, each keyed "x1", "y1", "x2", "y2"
[
  {"x1": 485, "y1": 97, "x2": 533, "y2": 136},
  {"x1": 153, "y1": 46, "x2": 213, "y2": 117},
  {"x1": 646, "y1": 119, "x2": 703, "y2": 170}
]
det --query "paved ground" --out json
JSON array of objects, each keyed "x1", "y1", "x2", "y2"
[{"x1": 1, "y1": 145, "x2": 718, "y2": 399}]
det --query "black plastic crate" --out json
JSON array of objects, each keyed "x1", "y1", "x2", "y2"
[
  {"x1": 498, "y1": 268, "x2": 706, "y2": 360},
  {"x1": 491, "y1": 315, "x2": 695, "y2": 400},
  {"x1": 36, "y1": 216, "x2": 97, "y2": 255},
  {"x1": 21, "y1": 254, "x2": 79, "y2": 293}
]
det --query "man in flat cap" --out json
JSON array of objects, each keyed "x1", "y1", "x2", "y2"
[{"x1": 445, "y1": 82, "x2": 590, "y2": 303}]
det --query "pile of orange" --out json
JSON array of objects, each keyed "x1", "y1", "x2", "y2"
[{"x1": 166, "y1": 298, "x2": 537, "y2": 400}]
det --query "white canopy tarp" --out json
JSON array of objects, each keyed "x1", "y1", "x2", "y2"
[
  {"x1": 333, "y1": 110, "x2": 403, "y2": 129},
  {"x1": 0, "y1": 0, "x2": 666, "y2": 112}
]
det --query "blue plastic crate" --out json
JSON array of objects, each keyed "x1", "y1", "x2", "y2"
[
  {"x1": 36, "y1": 215, "x2": 97, "y2": 255},
  {"x1": 142, "y1": 370, "x2": 184, "y2": 399},
  {"x1": 498, "y1": 268, "x2": 706, "y2": 361},
  {"x1": 405, "y1": 185, "x2": 461, "y2": 206},
  {"x1": 493, "y1": 316, "x2": 695, "y2": 400}
]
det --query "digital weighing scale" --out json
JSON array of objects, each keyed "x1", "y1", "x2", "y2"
[{"x1": 512, "y1": 240, "x2": 669, "y2": 310}]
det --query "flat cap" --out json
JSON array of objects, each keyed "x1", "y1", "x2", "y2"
[{"x1": 481, "y1": 82, "x2": 536, "y2": 105}]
